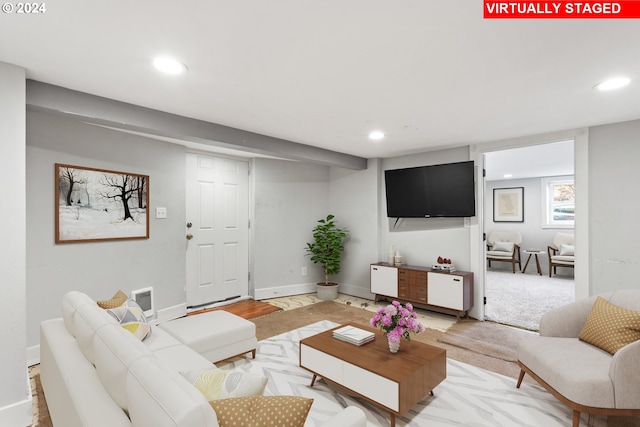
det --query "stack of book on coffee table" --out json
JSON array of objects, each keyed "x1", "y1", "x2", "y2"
[{"x1": 332, "y1": 325, "x2": 375, "y2": 346}]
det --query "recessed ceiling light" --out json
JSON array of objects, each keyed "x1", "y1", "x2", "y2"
[
  {"x1": 369, "y1": 131, "x2": 385, "y2": 141},
  {"x1": 503, "y1": 174, "x2": 513, "y2": 178},
  {"x1": 153, "y1": 57, "x2": 187, "y2": 75},
  {"x1": 594, "y1": 77, "x2": 630, "y2": 91}
]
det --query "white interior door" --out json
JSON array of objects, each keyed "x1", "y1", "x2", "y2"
[{"x1": 186, "y1": 153, "x2": 249, "y2": 308}]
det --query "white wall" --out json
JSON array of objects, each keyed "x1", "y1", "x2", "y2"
[
  {"x1": 251, "y1": 158, "x2": 330, "y2": 298},
  {"x1": 0, "y1": 62, "x2": 31, "y2": 426},
  {"x1": 485, "y1": 177, "x2": 574, "y2": 274},
  {"x1": 329, "y1": 159, "x2": 380, "y2": 298},
  {"x1": 589, "y1": 119, "x2": 640, "y2": 295},
  {"x1": 26, "y1": 111, "x2": 187, "y2": 347}
]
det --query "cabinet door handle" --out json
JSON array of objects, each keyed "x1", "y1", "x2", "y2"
[
  {"x1": 454, "y1": 278, "x2": 461, "y2": 282},
  {"x1": 373, "y1": 267, "x2": 378, "y2": 271}
]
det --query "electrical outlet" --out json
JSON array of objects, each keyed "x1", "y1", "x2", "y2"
[
  {"x1": 301, "y1": 267, "x2": 308, "y2": 276},
  {"x1": 155, "y1": 207, "x2": 167, "y2": 219}
]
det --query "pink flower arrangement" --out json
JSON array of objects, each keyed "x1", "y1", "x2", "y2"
[{"x1": 370, "y1": 300, "x2": 425, "y2": 343}]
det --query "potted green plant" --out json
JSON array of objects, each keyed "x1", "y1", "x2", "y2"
[{"x1": 305, "y1": 214, "x2": 349, "y2": 300}]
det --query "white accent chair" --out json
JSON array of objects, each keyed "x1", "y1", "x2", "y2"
[
  {"x1": 517, "y1": 290, "x2": 640, "y2": 427},
  {"x1": 486, "y1": 231, "x2": 522, "y2": 273},
  {"x1": 548, "y1": 232, "x2": 575, "y2": 277}
]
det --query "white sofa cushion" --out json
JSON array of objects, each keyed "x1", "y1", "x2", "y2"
[
  {"x1": 153, "y1": 344, "x2": 216, "y2": 373},
  {"x1": 62, "y1": 291, "x2": 96, "y2": 337},
  {"x1": 127, "y1": 357, "x2": 219, "y2": 427},
  {"x1": 73, "y1": 303, "x2": 118, "y2": 364},
  {"x1": 40, "y1": 319, "x2": 132, "y2": 427},
  {"x1": 142, "y1": 326, "x2": 183, "y2": 352},
  {"x1": 93, "y1": 323, "x2": 155, "y2": 410}
]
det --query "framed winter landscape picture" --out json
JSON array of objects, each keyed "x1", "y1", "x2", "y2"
[{"x1": 55, "y1": 164, "x2": 149, "y2": 243}]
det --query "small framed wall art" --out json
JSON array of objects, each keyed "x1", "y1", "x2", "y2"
[
  {"x1": 493, "y1": 187, "x2": 524, "y2": 222},
  {"x1": 55, "y1": 163, "x2": 149, "y2": 243}
]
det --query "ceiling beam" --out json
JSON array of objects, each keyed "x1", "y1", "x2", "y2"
[{"x1": 26, "y1": 80, "x2": 367, "y2": 170}]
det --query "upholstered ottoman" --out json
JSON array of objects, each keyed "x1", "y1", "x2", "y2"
[{"x1": 158, "y1": 310, "x2": 257, "y2": 363}]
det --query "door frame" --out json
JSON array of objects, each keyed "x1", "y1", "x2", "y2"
[{"x1": 469, "y1": 127, "x2": 590, "y2": 321}]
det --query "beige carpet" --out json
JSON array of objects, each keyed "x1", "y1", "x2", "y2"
[{"x1": 31, "y1": 300, "x2": 640, "y2": 427}]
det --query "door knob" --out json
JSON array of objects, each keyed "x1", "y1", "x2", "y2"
[{"x1": 186, "y1": 234, "x2": 193, "y2": 240}]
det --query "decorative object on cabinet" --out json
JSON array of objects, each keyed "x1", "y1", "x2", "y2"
[
  {"x1": 493, "y1": 187, "x2": 524, "y2": 222},
  {"x1": 370, "y1": 263, "x2": 474, "y2": 320},
  {"x1": 433, "y1": 256, "x2": 456, "y2": 272},
  {"x1": 55, "y1": 163, "x2": 149, "y2": 243},
  {"x1": 547, "y1": 232, "x2": 575, "y2": 277},
  {"x1": 305, "y1": 214, "x2": 349, "y2": 300}
]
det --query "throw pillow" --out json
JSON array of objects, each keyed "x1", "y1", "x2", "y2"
[
  {"x1": 579, "y1": 297, "x2": 640, "y2": 354},
  {"x1": 181, "y1": 368, "x2": 267, "y2": 401},
  {"x1": 106, "y1": 299, "x2": 151, "y2": 341},
  {"x1": 559, "y1": 244, "x2": 575, "y2": 256},
  {"x1": 492, "y1": 241, "x2": 514, "y2": 253},
  {"x1": 97, "y1": 290, "x2": 128, "y2": 309},
  {"x1": 210, "y1": 396, "x2": 313, "y2": 427}
]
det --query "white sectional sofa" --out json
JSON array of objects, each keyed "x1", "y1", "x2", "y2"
[{"x1": 40, "y1": 291, "x2": 366, "y2": 427}]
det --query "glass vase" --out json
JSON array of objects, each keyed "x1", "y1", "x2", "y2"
[{"x1": 388, "y1": 338, "x2": 400, "y2": 353}]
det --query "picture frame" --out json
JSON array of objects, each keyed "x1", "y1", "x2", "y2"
[
  {"x1": 493, "y1": 187, "x2": 524, "y2": 222},
  {"x1": 55, "y1": 163, "x2": 149, "y2": 243}
]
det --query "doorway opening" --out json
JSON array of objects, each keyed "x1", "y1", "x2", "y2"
[{"x1": 483, "y1": 140, "x2": 575, "y2": 331}]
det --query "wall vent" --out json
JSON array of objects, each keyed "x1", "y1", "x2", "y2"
[{"x1": 131, "y1": 287, "x2": 155, "y2": 318}]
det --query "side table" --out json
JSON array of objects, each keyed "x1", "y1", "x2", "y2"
[{"x1": 522, "y1": 250, "x2": 545, "y2": 276}]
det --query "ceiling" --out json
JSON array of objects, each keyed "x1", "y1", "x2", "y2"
[
  {"x1": 2, "y1": 2, "x2": 639, "y2": 159},
  {"x1": 485, "y1": 140, "x2": 574, "y2": 181}
]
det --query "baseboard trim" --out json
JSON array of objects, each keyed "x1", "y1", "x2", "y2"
[
  {"x1": 154, "y1": 302, "x2": 187, "y2": 324},
  {"x1": 254, "y1": 283, "x2": 316, "y2": 300},
  {"x1": 0, "y1": 370, "x2": 33, "y2": 427},
  {"x1": 254, "y1": 283, "x2": 374, "y2": 301}
]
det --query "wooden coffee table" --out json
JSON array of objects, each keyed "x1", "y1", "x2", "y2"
[{"x1": 300, "y1": 323, "x2": 446, "y2": 426}]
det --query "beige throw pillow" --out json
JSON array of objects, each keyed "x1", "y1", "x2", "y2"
[
  {"x1": 579, "y1": 296, "x2": 640, "y2": 354},
  {"x1": 210, "y1": 395, "x2": 313, "y2": 427},
  {"x1": 97, "y1": 290, "x2": 128, "y2": 309}
]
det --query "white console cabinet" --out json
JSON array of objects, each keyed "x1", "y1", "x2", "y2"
[
  {"x1": 370, "y1": 264, "x2": 398, "y2": 298},
  {"x1": 370, "y1": 263, "x2": 474, "y2": 320}
]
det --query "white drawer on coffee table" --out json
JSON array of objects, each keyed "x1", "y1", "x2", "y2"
[
  {"x1": 300, "y1": 344, "x2": 399, "y2": 411},
  {"x1": 342, "y1": 360, "x2": 398, "y2": 410},
  {"x1": 301, "y1": 345, "x2": 343, "y2": 380}
]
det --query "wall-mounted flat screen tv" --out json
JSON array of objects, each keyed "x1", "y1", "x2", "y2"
[{"x1": 384, "y1": 160, "x2": 476, "y2": 218}]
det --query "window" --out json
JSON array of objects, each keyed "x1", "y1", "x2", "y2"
[{"x1": 542, "y1": 177, "x2": 574, "y2": 228}]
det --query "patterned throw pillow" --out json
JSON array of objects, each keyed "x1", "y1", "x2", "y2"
[
  {"x1": 579, "y1": 296, "x2": 640, "y2": 354},
  {"x1": 210, "y1": 396, "x2": 313, "y2": 427},
  {"x1": 181, "y1": 368, "x2": 267, "y2": 401},
  {"x1": 97, "y1": 290, "x2": 128, "y2": 309},
  {"x1": 106, "y1": 299, "x2": 152, "y2": 341}
]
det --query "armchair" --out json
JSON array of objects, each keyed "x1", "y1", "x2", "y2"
[
  {"x1": 486, "y1": 231, "x2": 522, "y2": 273},
  {"x1": 548, "y1": 232, "x2": 575, "y2": 277},
  {"x1": 516, "y1": 290, "x2": 640, "y2": 427}
]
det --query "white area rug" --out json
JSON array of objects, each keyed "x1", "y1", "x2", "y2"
[
  {"x1": 485, "y1": 270, "x2": 575, "y2": 331},
  {"x1": 219, "y1": 320, "x2": 604, "y2": 427}
]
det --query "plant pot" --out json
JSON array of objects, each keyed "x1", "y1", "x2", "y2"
[{"x1": 316, "y1": 282, "x2": 339, "y2": 300}]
